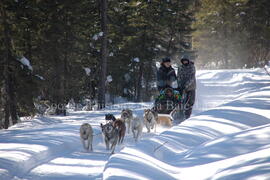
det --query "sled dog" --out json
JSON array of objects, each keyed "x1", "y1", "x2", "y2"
[
  {"x1": 121, "y1": 109, "x2": 133, "y2": 134},
  {"x1": 155, "y1": 108, "x2": 176, "y2": 127},
  {"x1": 144, "y1": 109, "x2": 158, "y2": 133},
  {"x1": 131, "y1": 117, "x2": 144, "y2": 142},
  {"x1": 105, "y1": 113, "x2": 116, "y2": 123},
  {"x1": 157, "y1": 114, "x2": 173, "y2": 127},
  {"x1": 113, "y1": 119, "x2": 126, "y2": 144},
  {"x1": 100, "y1": 122, "x2": 119, "y2": 154},
  {"x1": 80, "y1": 123, "x2": 93, "y2": 151}
]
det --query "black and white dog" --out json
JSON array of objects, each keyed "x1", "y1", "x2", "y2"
[
  {"x1": 105, "y1": 113, "x2": 117, "y2": 123},
  {"x1": 100, "y1": 122, "x2": 119, "y2": 154}
]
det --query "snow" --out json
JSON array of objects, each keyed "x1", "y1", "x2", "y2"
[
  {"x1": 109, "y1": 52, "x2": 114, "y2": 57},
  {"x1": 35, "y1": 75, "x2": 45, "y2": 80},
  {"x1": 18, "y1": 57, "x2": 33, "y2": 71},
  {"x1": 124, "y1": 73, "x2": 131, "y2": 82},
  {"x1": 104, "y1": 68, "x2": 270, "y2": 179},
  {"x1": 99, "y1": 32, "x2": 104, "y2": 37},
  {"x1": 106, "y1": 75, "x2": 113, "y2": 83},
  {"x1": 240, "y1": 12, "x2": 246, "y2": 16},
  {"x1": 83, "y1": 67, "x2": 91, "y2": 76},
  {"x1": 156, "y1": 61, "x2": 161, "y2": 68},
  {"x1": 133, "y1": 57, "x2": 140, "y2": 63},
  {"x1": 92, "y1": 32, "x2": 103, "y2": 40},
  {"x1": 123, "y1": 88, "x2": 128, "y2": 95},
  {"x1": 1, "y1": 68, "x2": 270, "y2": 180},
  {"x1": 136, "y1": 2, "x2": 141, "y2": 6},
  {"x1": 92, "y1": 35, "x2": 98, "y2": 41}
]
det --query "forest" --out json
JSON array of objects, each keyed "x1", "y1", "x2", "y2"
[{"x1": 1, "y1": 0, "x2": 269, "y2": 129}]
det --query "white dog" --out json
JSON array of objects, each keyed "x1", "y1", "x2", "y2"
[
  {"x1": 121, "y1": 109, "x2": 133, "y2": 134},
  {"x1": 144, "y1": 109, "x2": 158, "y2": 133},
  {"x1": 80, "y1": 123, "x2": 93, "y2": 151},
  {"x1": 131, "y1": 117, "x2": 144, "y2": 142}
]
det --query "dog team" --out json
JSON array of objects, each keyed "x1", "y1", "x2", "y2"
[{"x1": 80, "y1": 108, "x2": 173, "y2": 154}]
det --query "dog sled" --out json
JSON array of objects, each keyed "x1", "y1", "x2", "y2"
[{"x1": 153, "y1": 88, "x2": 187, "y2": 125}]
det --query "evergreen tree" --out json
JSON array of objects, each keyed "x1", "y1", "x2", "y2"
[
  {"x1": 193, "y1": 0, "x2": 270, "y2": 69},
  {"x1": 0, "y1": 0, "x2": 198, "y2": 128}
]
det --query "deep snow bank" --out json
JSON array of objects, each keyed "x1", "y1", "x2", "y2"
[{"x1": 103, "y1": 69, "x2": 270, "y2": 180}]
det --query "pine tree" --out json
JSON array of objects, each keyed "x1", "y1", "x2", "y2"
[
  {"x1": 193, "y1": 0, "x2": 270, "y2": 69},
  {"x1": 98, "y1": 0, "x2": 108, "y2": 109},
  {"x1": 0, "y1": 1, "x2": 20, "y2": 128},
  {"x1": 243, "y1": 0, "x2": 270, "y2": 66},
  {"x1": 0, "y1": 0, "x2": 198, "y2": 127}
]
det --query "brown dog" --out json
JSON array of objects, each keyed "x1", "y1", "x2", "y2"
[
  {"x1": 157, "y1": 114, "x2": 173, "y2": 127},
  {"x1": 113, "y1": 119, "x2": 126, "y2": 144}
]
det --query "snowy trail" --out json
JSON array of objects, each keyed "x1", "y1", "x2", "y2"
[
  {"x1": 0, "y1": 114, "x2": 104, "y2": 180},
  {"x1": 104, "y1": 69, "x2": 270, "y2": 180},
  {"x1": 194, "y1": 69, "x2": 270, "y2": 113},
  {"x1": 1, "y1": 107, "x2": 167, "y2": 180},
  {"x1": 24, "y1": 132, "x2": 109, "y2": 180},
  {"x1": 1, "y1": 68, "x2": 270, "y2": 180},
  {"x1": 24, "y1": 123, "x2": 164, "y2": 180}
]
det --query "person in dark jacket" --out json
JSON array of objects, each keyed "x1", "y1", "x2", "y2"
[
  {"x1": 157, "y1": 57, "x2": 178, "y2": 91},
  {"x1": 177, "y1": 55, "x2": 196, "y2": 119}
]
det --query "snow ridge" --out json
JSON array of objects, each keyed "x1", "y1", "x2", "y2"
[{"x1": 103, "y1": 69, "x2": 270, "y2": 180}]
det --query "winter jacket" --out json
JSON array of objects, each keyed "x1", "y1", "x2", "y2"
[
  {"x1": 155, "y1": 89, "x2": 181, "y2": 103},
  {"x1": 177, "y1": 62, "x2": 196, "y2": 92},
  {"x1": 154, "y1": 89, "x2": 181, "y2": 114},
  {"x1": 157, "y1": 64, "x2": 177, "y2": 91}
]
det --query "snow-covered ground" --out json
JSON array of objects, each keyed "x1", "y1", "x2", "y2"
[{"x1": 1, "y1": 68, "x2": 270, "y2": 180}]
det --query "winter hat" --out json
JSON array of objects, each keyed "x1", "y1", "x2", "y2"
[
  {"x1": 181, "y1": 55, "x2": 190, "y2": 64},
  {"x1": 162, "y1": 57, "x2": 171, "y2": 63},
  {"x1": 164, "y1": 87, "x2": 173, "y2": 94}
]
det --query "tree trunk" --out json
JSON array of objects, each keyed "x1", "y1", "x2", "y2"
[
  {"x1": 62, "y1": 51, "x2": 67, "y2": 116},
  {"x1": 62, "y1": 11, "x2": 69, "y2": 116},
  {"x1": 3, "y1": 98, "x2": 10, "y2": 129},
  {"x1": 50, "y1": 6, "x2": 66, "y2": 116},
  {"x1": 0, "y1": 3, "x2": 18, "y2": 128},
  {"x1": 136, "y1": 64, "x2": 143, "y2": 102},
  {"x1": 8, "y1": 73, "x2": 18, "y2": 124},
  {"x1": 54, "y1": 56, "x2": 66, "y2": 115},
  {"x1": 221, "y1": 7, "x2": 229, "y2": 69},
  {"x1": 223, "y1": 26, "x2": 229, "y2": 68},
  {"x1": 98, "y1": 0, "x2": 108, "y2": 109},
  {"x1": 143, "y1": 62, "x2": 152, "y2": 102}
]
